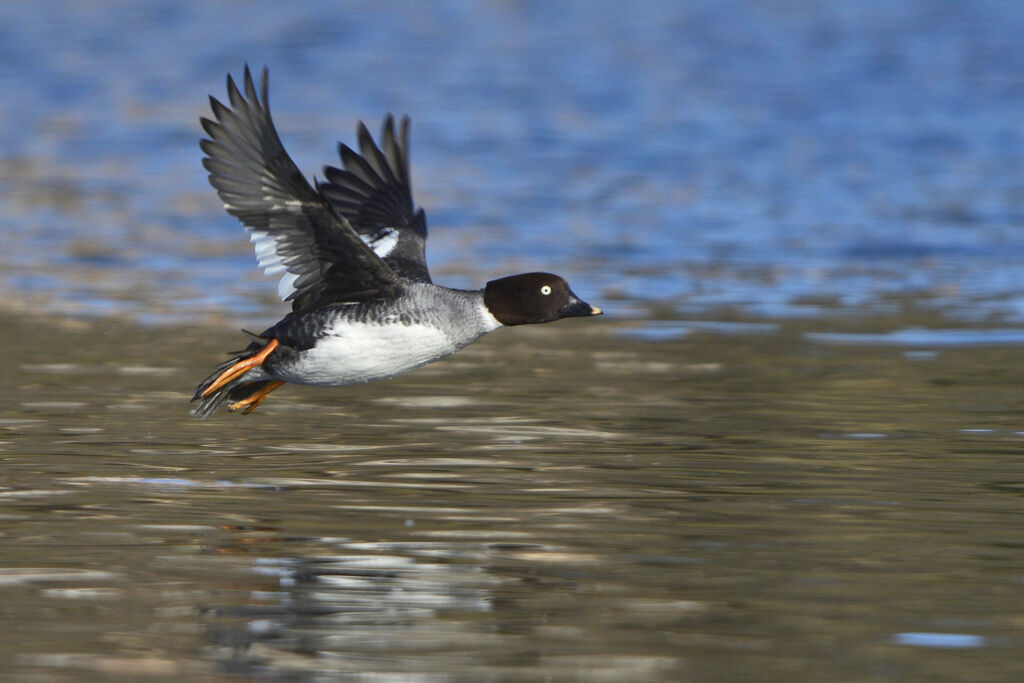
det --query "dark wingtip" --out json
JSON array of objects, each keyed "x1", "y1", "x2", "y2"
[
  {"x1": 399, "y1": 115, "x2": 411, "y2": 147},
  {"x1": 244, "y1": 64, "x2": 270, "y2": 108}
]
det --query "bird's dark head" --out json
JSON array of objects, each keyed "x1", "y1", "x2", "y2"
[{"x1": 484, "y1": 272, "x2": 602, "y2": 326}]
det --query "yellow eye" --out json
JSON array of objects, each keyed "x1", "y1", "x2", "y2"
[{"x1": 540, "y1": 285, "x2": 552, "y2": 295}]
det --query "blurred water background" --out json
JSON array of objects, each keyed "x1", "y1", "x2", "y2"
[
  {"x1": 4, "y1": 0, "x2": 1024, "y2": 326},
  {"x1": 1, "y1": 1, "x2": 1023, "y2": 680}
]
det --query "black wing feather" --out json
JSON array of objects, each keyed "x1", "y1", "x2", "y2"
[
  {"x1": 319, "y1": 115, "x2": 431, "y2": 282},
  {"x1": 200, "y1": 65, "x2": 401, "y2": 312}
]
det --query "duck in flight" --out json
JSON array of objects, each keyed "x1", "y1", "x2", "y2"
[{"x1": 192, "y1": 66, "x2": 602, "y2": 418}]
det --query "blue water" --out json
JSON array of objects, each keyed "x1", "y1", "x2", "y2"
[
  {"x1": 3, "y1": 0, "x2": 1024, "y2": 324},
  {"x1": 892, "y1": 632, "x2": 987, "y2": 649}
]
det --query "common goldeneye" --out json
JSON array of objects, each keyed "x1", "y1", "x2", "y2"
[{"x1": 191, "y1": 66, "x2": 601, "y2": 418}]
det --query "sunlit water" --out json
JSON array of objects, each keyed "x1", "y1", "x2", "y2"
[
  {"x1": 2, "y1": 1, "x2": 1024, "y2": 681},
  {"x1": 4, "y1": 1, "x2": 1024, "y2": 325}
]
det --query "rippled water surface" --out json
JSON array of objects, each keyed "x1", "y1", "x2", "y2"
[
  {"x1": 2, "y1": 313, "x2": 1023, "y2": 680},
  {"x1": 2, "y1": 1, "x2": 1024, "y2": 680}
]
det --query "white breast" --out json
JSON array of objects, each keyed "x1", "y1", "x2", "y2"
[{"x1": 277, "y1": 321, "x2": 461, "y2": 387}]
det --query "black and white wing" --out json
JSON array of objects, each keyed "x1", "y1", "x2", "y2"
[
  {"x1": 201, "y1": 66, "x2": 401, "y2": 312},
  {"x1": 319, "y1": 116, "x2": 431, "y2": 283}
]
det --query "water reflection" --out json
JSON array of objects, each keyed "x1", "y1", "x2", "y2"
[
  {"x1": 203, "y1": 532, "x2": 696, "y2": 678},
  {"x1": 215, "y1": 550, "x2": 504, "y2": 676},
  {"x1": 2, "y1": 311, "x2": 1022, "y2": 678}
]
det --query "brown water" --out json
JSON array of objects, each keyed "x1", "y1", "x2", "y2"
[{"x1": 0, "y1": 311, "x2": 1021, "y2": 681}]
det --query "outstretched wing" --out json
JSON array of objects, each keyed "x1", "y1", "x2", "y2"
[
  {"x1": 319, "y1": 116, "x2": 431, "y2": 282},
  {"x1": 201, "y1": 65, "x2": 401, "y2": 312}
]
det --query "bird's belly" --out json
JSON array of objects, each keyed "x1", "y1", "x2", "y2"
[{"x1": 275, "y1": 322, "x2": 462, "y2": 387}]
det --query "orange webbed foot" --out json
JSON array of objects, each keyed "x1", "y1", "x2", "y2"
[
  {"x1": 229, "y1": 380, "x2": 286, "y2": 414},
  {"x1": 200, "y1": 338, "x2": 280, "y2": 398}
]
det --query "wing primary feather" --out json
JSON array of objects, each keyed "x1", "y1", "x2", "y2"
[
  {"x1": 357, "y1": 122, "x2": 398, "y2": 186},
  {"x1": 338, "y1": 142, "x2": 382, "y2": 187},
  {"x1": 200, "y1": 65, "x2": 400, "y2": 310},
  {"x1": 317, "y1": 112, "x2": 430, "y2": 281},
  {"x1": 379, "y1": 115, "x2": 410, "y2": 190}
]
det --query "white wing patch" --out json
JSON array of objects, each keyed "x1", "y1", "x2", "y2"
[
  {"x1": 247, "y1": 225, "x2": 397, "y2": 303},
  {"x1": 250, "y1": 230, "x2": 300, "y2": 300},
  {"x1": 362, "y1": 227, "x2": 399, "y2": 259}
]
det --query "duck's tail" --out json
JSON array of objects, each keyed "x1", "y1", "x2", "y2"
[{"x1": 191, "y1": 334, "x2": 285, "y2": 419}]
